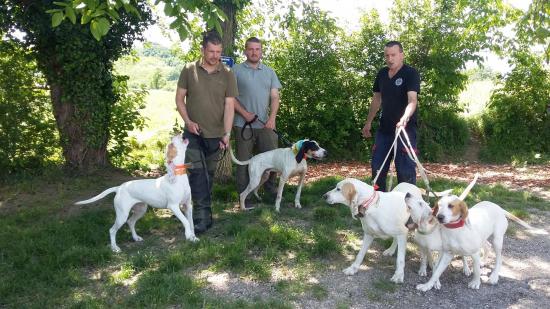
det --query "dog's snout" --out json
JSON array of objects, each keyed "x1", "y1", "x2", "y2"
[
  {"x1": 322, "y1": 193, "x2": 328, "y2": 200},
  {"x1": 437, "y1": 214, "x2": 445, "y2": 223}
]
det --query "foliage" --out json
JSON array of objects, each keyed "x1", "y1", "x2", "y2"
[
  {"x1": 47, "y1": 0, "x2": 226, "y2": 41},
  {"x1": 480, "y1": 51, "x2": 550, "y2": 163},
  {"x1": 149, "y1": 68, "x2": 167, "y2": 89},
  {"x1": 0, "y1": 42, "x2": 60, "y2": 175},
  {"x1": 3, "y1": 0, "x2": 153, "y2": 170},
  {"x1": 108, "y1": 76, "x2": 148, "y2": 167},
  {"x1": 267, "y1": 3, "x2": 362, "y2": 158}
]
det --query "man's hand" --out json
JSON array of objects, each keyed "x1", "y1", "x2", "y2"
[
  {"x1": 362, "y1": 122, "x2": 372, "y2": 138},
  {"x1": 186, "y1": 120, "x2": 200, "y2": 135},
  {"x1": 264, "y1": 117, "x2": 276, "y2": 130},
  {"x1": 219, "y1": 135, "x2": 230, "y2": 149},
  {"x1": 242, "y1": 110, "x2": 256, "y2": 123},
  {"x1": 396, "y1": 116, "x2": 408, "y2": 128}
]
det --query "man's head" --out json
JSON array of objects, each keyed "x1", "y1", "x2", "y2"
[
  {"x1": 201, "y1": 31, "x2": 223, "y2": 67},
  {"x1": 244, "y1": 37, "x2": 262, "y2": 64},
  {"x1": 384, "y1": 41, "x2": 404, "y2": 71}
]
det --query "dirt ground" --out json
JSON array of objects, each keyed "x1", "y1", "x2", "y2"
[{"x1": 204, "y1": 162, "x2": 550, "y2": 308}]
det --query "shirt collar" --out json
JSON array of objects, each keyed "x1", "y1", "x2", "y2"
[
  {"x1": 243, "y1": 61, "x2": 264, "y2": 70},
  {"x1": 197, "y1": 59, "x2": 223, "y2": 73}
]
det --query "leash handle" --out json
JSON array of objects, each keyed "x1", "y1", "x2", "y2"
[
  {"x1": 372, "y1": 126, "x2": 404, "y2": 187},
  {"x1": 242, "y1": 114, "x2": 293, "y2": 147}
]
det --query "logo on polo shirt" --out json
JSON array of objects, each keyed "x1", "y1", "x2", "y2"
[{"x1": 395, "y1": 78, "x2": 403, "y2": 86}]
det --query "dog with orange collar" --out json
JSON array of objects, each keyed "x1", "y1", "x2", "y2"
[{"x1": 75, "y1": 134, "x2": 198, "y2": 252}]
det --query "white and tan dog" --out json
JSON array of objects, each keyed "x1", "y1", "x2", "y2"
[
  {"x1": 415, "y1": 191, "x2": 546, "y2": 291},
  {"x1": 75, "y1": 134, "x2": 198, "y2": 252},
  {"x1": 230, "y1": 139, "x2": 327, "y2": 212},
  {"x1": 323, "y1": 178, "x2": 424, "y2": 283}
]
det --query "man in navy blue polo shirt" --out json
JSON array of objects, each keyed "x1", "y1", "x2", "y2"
[{"x1": 362, "y1": 41, "x2": 420, "y2": 191}]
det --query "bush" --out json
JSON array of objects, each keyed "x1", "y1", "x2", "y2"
[
  {"x1": 0, "y1": 42, "x2": 61, "y2": 176},
  {"x1": 479, "y1": 52, "x2": 550, "y2": 163}
]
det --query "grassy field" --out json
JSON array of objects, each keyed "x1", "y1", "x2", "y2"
[{"x1": 1, "y1": 171, "x2": 547, "y2": 308}]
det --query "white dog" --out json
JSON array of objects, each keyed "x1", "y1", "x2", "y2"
[
  {"x1": 323, "y1": 178, "x2": 424, "y2": 283},
  {"x1": 75, "y1": 134, "x2": 198, "y2": 252},
  {"x1": 230, "y1": 139, "x2": 327, "y2": 212},
  {"x1": 416, "y1": 193, "x2": 545, "y2": 291}
]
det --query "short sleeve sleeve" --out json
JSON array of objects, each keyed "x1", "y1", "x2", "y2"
[
  {"x1": 177, "y1": 66, "x2": 188, "y2": 89},
  {"x1": 271, "y1": 70, "x2": 282, "y2": 89},
  {"x1": 407, "y1": 68, "x2": 420, "y2": 94},
  {"x1": 372, "y1": 71, "x2": 381, "y2": 93},
  {"x1": 226, "y1": 71, "x2": 239, "y2": 97}
]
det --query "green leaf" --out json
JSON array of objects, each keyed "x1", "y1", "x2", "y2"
[
  {"x1": 107, "y1": 9, "x2": 121, "y2": 21},
  {"x1": 53, "y1": 1, "x2": 68, "y2": 7},
  {"x1": 52, "y1": 11, "x2": 65, "y2": 27},
  {"x1": 90, "y1": 17, "x2": 110, "y2": 40},
  {"x1": 66, "y1": 7, "x2": 77, "y2": 24},
  {"x1": 164, "y1": 3, "x2": 174, "y2": 16},
  {"x1": 82, "y1": 13, "x2": 92, "y2": 24}
]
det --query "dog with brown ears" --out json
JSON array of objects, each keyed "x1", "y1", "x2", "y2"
[{"x1": 75, "y1": 134, "x2": 198, "y2": 252}]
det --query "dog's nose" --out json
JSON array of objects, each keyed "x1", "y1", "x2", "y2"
[
  {"x1": 437, "y1": 214, "x2": 445, "y2": 223},
  {"x1": 322, "y1": 193, "x2": 328, "y2": 200}
]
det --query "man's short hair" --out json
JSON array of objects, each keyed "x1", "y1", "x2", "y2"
[
  {"x1": 245, "y1": 37, "x2": 262, "y2": 49},
  {"x1": 385, "y1": 41, "x2": 403, "y2": 52},
  {"x1": 202, "y1": 31, "x2": 222, "y2": 48}
]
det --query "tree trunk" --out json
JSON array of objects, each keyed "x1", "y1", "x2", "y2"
[
  {"x1": 214, "y1": 1, "x2": 238, "y2": 183},
  {"x1": 50, "y1": 83, "x2": 109, "y2": 171}
]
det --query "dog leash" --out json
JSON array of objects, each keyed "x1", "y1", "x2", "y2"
[{"x1": 241, "y1": 115, "x2": 292, "y2": 147}]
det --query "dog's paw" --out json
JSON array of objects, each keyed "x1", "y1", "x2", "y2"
[
  {"x1": 188, "y1": 235, "x2": 199, "y2": 242},
  {"x1": 294, "y1": 202, "x2": 302, "y2": 209},
  {"x1": 468, "y1": 278, "x2": 481, "y2": 289},
  {"x1": 390, "y1": 272, "x2": 404, "y2": 283},
  {"x1": 434, "y1": 280, "x2": 441, "y2": 290},
  {"x1": 416, "y1": 283, "x2": 433, "y2": 292},
  {"x1": 343, "y1": 266, "x2": 358, "y2": 275},
  {"x1": 133, "y1": 236, "x2": 143, "y2": 242},
  {"x1": 111, "y1": 245, "x2": 122, "y2": 253},
  {"x1": 382, "y1": 247, "x2": 395, "y2": 256},
  {"x1": 488, "y1": 272, "x2": 499, "y2": 285}
]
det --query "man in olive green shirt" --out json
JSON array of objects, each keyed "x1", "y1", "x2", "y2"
[{"x1": 175, "y1": 31, "x2": 237, "y2": 234}]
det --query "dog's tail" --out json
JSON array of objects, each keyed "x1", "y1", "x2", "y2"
[
  {"x1": 75, "y1": 187, "x2": 119, "y2": 205},
  {"x1": 458, "y1": 173, "x2": 479, "y2": 201},
  {"x1": 228, "y1": 146, "x2": 250, "y2": 166},
  {"x1": 503, "y1": 210, "x2": 548, "y2": 235}
]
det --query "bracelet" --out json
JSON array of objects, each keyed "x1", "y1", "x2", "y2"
[{"x1": 223, "y1": 132, "x2": 231, "y2": 137}]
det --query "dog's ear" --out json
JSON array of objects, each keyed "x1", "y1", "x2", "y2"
[
  {"x1": 342, "y1": 182, "x2": 357, "y2": 206},
  {"x1": 295, "y1": 143, "x2": 307, "y2": 163},
  {"x1": 431, "y1": 201, "x2": 439, "y2": 216},
  {"x1": 166, "y1": 142, "x2": 177, "y2": 163},
  {"x1": 458, "y1": 200, "x2": 469, "y2": 221}
]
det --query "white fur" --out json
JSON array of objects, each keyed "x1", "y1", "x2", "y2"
[
  {"x1": 323, "y1": 179, "x2": 423, "y2": 283},
  {"x1": 75, "y1": 134, "x2": 198, "y2": 252},
  {"x1": 230, "y1": 140, "x2": 327, "y2": 212},
  {"x1": 416, "y1": 194, "x2": 545, "y2": 291}
]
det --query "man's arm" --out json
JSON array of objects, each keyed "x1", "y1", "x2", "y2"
[
  {"x1": 265, "y1": 88, "x2": 280, "y2": 130},
  {"x1": 234, "y1": 99, "x2": 256, "y2": 122},
  {"x1": 362, "y1": 92, "x2": 382, "y2": 138},
  {"x1": 220, "y1": 97, "x2": 235, "y2": 149},
  {"x1": 176, "y1": 87, "x2": 200, "y2": 134},
  {"x1": 396, "y1": 91, "x2": 418, "y2": 128}
]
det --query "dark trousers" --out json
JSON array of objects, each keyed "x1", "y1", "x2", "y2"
[
  {"x1": 184, "y1": 131, "x2": 221, "y2": 223},
  {"x1": 233, "y1": 126, "x2": 278, "y2": 196},
  {"x1": 371, "y1": 128, "x2": 418, "y2": 192}
]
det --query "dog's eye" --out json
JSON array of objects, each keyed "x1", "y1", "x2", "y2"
[
  {"x1": 336, "y1": 188, "x2": 341, "y2": 191},
  {"x1": 448, "y1": 204, "x2": 454, "y2": 209}
]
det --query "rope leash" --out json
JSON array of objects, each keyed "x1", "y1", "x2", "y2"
[{"x1": 240, "y1": 114, "x2": 292, "y2": 147}]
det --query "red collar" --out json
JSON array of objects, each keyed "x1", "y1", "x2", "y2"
[
  {"x1": 174, "y1": 164, "x2": 190, "y2": 175},
  {"x1": 443, "y1": 218, "x2": 465, "y2": 229},
  {"x1": 359, "y1": 191, "x2": 379, "y2": 212}
]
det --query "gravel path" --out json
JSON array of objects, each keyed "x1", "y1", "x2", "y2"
[{"x1": 203, "y1": 162, "x2": 550, "y2": 308}]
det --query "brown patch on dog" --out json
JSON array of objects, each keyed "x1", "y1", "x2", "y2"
[
  {"x1": 166, "y1": 143, "x2": 177, "y2": 163},
  {"x1": 341, "y1": 182, "x2": 357, "y2": 206},
  {"x1": 450, "y1": 199, "x2": 469, "y2": 220},
  {"x1": 431, "y1": 201, "x2": 439, "y2": 217}
]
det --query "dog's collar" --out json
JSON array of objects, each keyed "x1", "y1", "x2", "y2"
[
  {"x1": 443, "y1": 217, "x2": 465, "y2": 229},
  {"x1": 359, "y1": 191, "x2": 379, "y2": 215},
  {"x1": 174, "y1": 164, "x2": 189, "y2": 175}
]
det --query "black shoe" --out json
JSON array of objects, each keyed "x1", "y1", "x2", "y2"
[{"x1": 194, "y1": 219, "x2": 212, "y2": 234}]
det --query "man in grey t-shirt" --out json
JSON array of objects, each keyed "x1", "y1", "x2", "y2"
[{"x1": 233, "y1": 37, "x2": 282, "y2": 208}]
